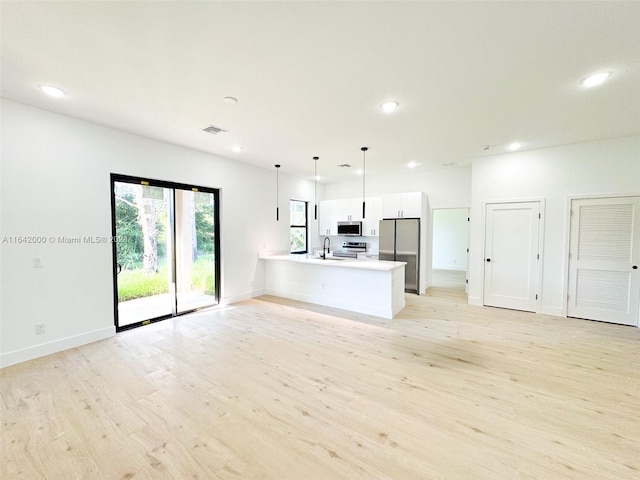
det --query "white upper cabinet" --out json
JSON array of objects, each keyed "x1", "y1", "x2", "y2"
[
  {"x1": 340, "y1": 197, "x2": 363, "y2": 221},
  {"x1": 319, "y1": 197, "x2": 383, "y2": 236},
  {"x1": 318, "y1": 192, "x2": 426, "y2": 237},
  {"x1": 321, "y1": 193, "x2": 424, "y2": 236},
  {"x1": 382, "y1": 192, "x2": 425, "y2": 218},
  {"x1": 362, "y1": 196, "x2": 382, "y2": 236},
  {"x1": 318, "y1": 199, "x2": 340, "y2": 235}
]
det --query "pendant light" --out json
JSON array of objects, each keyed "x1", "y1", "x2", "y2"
[
  {"x1": 275, "y1": 164, "x2": 281, "y2": 221},
  {"x1": 361, "y1": 147, "x2": 368, "y2": 218},
  {"x1": 313, "y1": 156, "x2": 319, "y2": 220}
]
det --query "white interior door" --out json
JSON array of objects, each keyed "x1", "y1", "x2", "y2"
[
  {"x1": 567, "y1": 197, "x2": 640, "y2": 326},
  {"x1": 484, "y1": 202, "x2": 540, "y2": 312}
]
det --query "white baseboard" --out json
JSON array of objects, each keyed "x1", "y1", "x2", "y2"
[
  {"x1": 432, "y1": 266, "x2": 467, "y2": 271},
  {"x1": 222, "y1": 288, "x2": 266, "y2": 306},
  {"x1": 0, "y1": 326, "x2": 115, "y2": 369},
  {"x1": 431, "y1": 280, "x2": 466, "y2": 288},
  {"x1": 467, "y1": 297, "x2": 563, "y2": 317},
  {"x1": 251, "y1": 287, "x2": 266, "y2": 298},
  {"x1": 468, "y1": 295, "x2": 483, "y2": 306},
  {"x1": 539, "y1": 306, "x2": 563, "y2": 317}
]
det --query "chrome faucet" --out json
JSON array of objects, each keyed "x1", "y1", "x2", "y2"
[{"x1": 322, "y1": 236, "x2": 331, "y2": 259}]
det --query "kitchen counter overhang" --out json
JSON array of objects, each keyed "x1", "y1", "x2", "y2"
[{"x1": 258, "y1": 254, "x2": 406, "y2": 319}]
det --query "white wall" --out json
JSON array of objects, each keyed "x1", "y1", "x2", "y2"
[
  {"x1": 0, "y1": 99, "x2": 315, "y2": 367},
  {"x1": 468, "y1": 136, "x2": 640, "y2": 316},
  {"x1": 432, "y1": 208, "x2": 468, "y2": 270},
  {"x1": 323, "y1": 165, "x2": 471, "y2": 208}
]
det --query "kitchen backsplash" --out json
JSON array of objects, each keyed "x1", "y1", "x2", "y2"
[{"x1": 315, "y1": 235, "x2": 379, "y2": 253}]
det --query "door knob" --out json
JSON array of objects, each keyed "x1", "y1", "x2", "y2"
[
  {"x1": 116, "y1": 263, "x2": 122, "y2": 274},
  {"x1": 633, "y1": 265, "x2": 638, "y2": 270},
  {"x1": 486, "y1": 258, "x2": 491, "y2": 262}
]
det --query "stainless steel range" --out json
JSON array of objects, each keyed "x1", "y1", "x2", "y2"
[{"x1": 331, "y1": 241, "x2": 366, "y2": 258}]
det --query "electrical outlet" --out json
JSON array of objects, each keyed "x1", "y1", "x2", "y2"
[{"x1": 35, "y1": 323, "x2": 46, "y2": 335}]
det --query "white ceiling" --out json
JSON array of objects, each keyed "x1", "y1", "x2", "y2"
[{"x1": 1, "y1": 1, "x2": 639, "y2": 183}]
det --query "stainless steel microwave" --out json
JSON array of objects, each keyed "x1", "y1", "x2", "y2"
[{"x1": 337, "y1": 221, "x2": 362, "y2": 236}]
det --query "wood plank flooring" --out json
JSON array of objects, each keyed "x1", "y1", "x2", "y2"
[{"x1": 2, "y1": 288, "x2": 639, "y2": 479}]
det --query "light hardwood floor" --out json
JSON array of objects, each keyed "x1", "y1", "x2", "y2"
[
  {"x1": 431, "y1": 269, "x2": 466, "y2": 290},
  {"x1": 2, "y1": 288, "x2": 639, "y2": 479}
]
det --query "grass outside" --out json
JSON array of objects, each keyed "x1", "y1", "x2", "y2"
[
  {"x1": 193, "y1": 256, "x2": 215, "y2": 296},
  {"x1": 117, "y1": 256, "x2": 215, "y2": 302}
]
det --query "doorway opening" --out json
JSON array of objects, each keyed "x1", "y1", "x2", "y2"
[
  {"x1": 431, "y1": 208, "x2": 469, "y2": 291},
  {"x1": 110, "y1": 174, "x2": 221, "y2": 331}
]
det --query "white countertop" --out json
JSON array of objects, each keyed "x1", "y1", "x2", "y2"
[{"x1": 258, "y1": 253, "x2": 405, "y2": 272}]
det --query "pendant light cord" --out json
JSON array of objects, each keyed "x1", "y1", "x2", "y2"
[
  {"x1": 361, "y1": 147, "x2": 368, "y2": 218},
  {"x1": 313, "y1": 156, "x2": 319, "y2": 220},
  {"x1": 275, "y1": 164, "x2": 280, "y2": 221}
]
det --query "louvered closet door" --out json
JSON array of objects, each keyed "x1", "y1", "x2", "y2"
[{"x1": 568, "y1": 197, "x2": 640, "y2": 326}]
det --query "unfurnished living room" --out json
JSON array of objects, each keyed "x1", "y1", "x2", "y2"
[{"x1": 1, "y1": 2, "x2": 639, "y2": 479}]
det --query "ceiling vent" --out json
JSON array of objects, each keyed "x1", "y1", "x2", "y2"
[
  {"x1": 337, "y1": 163, "x2": 352, "y2": 168},
  {"x1": 202, "y1": 124, "x2": 228, "y2": 135}
]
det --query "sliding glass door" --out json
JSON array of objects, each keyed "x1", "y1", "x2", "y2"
[
  {"x1": 175, "y1": 188, "x2": 217, "y2": 313},
  {"x1": 111, "y1": 174, "x2": 220, "y2": 331}
]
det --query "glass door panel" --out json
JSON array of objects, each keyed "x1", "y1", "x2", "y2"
[
  {"x1": 114, "y1": 181, "x2": 174, "y2": 327},
  {"x1": 176, "y1": 189, "x2": 217, "y2": 313}
]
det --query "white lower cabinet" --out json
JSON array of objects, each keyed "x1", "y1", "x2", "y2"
[{"x1": 261, "y1": 255, "x2": 406, "y2": 318}]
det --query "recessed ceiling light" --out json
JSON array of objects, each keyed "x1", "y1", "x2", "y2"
[
  {"x1": 39, "y1": 85, "x2": 66, "y2": 98},
  {"x1": 355, "y1": 169, "x2": 363, "y2": 175},
  {"x1": 507, "y1": 142, "x2": 523, "y2": 151},
  {"x1": 380, "y1": 100, "x2": 399, "y2": 113},
  {"x1": 407, "y1": 161, "x2": 419, "y2": 168},
  {"x1": 581, "y1": 72, "x2": 611, "y2": 88},
  {"x1": 224, "y1": 96, "x2": 238, "y2": 104},
  {"x1": 230, "y1": 145, "x2": 244, "y2": 153}
]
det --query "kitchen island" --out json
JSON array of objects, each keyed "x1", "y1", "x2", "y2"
[{"x1": 258, "y1": 253, "x2": 406, "y2": 318}]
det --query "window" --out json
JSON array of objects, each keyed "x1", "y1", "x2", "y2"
[{"x1": 290, "y1": 199, "x2": 308, "y2": 253}]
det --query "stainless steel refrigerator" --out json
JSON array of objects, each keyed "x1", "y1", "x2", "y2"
[{"x1": 379, "y1": 218, "x2": 420, "y2": 294}]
